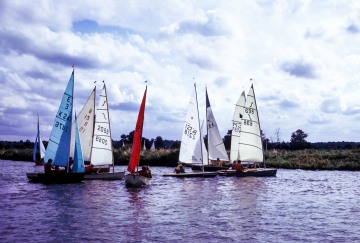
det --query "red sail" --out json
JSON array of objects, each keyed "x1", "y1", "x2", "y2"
[{"x1": 127, "y1": 87, "x2": 147, "y2": 173}]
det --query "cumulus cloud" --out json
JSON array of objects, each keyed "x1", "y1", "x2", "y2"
[
  {"x1": 0, "y1": 1, "x2": 360, "y2": 143},
  {"x1": 280, "y1": 60, "x2": 317, "y2": 79}
]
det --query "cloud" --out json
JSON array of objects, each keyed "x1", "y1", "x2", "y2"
[
  {"x1": 279, "y1": 99, "x2": 299, "y2": 109},
  {"x1": 346, "y1": 24, "x2": 359, "y2": 34},
  {"x1": 280, "y1": 60, "x2": 317, "y2": 79},
  {"x1": 307, "y1": 115, "x2": 330, "y2": 125},
  {"x1": 320, "y1": 98, "x2": 341, "y2": 114},
  {"x1": 72, "y1": 19, "x2": 135, "y2": 35}
]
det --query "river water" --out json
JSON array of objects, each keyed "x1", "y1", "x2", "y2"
[{"x1": 0, "y1": 159, "x2": 359, "y2": 242}]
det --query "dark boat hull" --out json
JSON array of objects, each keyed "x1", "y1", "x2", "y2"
[
  {"x1": 163, "y1": 172, "x2": 217, "y2": 178},
  {"x1": 26, "y1": 172, "x2": 85, "y2": 184},
  {"x1": 191, "y1": 165, "x2": 230, "y2": 172},
  {"x1": 218, "y1": 168, "x2": 277, "y2": 177},
  {"x1": 84, "y1": 171, "x2": 125, "y2": 180}
]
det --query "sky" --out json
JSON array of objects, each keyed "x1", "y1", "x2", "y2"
[{"x1": 1, "y1": 0, "x2": 360, "y2": 143}]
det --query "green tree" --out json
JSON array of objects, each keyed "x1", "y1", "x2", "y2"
[
  {"x1": 290, "y1": 129, "x2": 310, "y2": 150},
  {"x1": 155, "y1": 136, "x2": 164, "y2": 149}
]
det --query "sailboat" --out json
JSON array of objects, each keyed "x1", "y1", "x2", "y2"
[
  {"x1": 150, "y1": 140, "x2": 155, "y2": 150},
  {"x1": 124, "y1": 86, "x2": 152, "y2": 187},
  {"x1": 219, "y1": 84, "x2": 277, "y2": 177},
  {"x1": 84, "y1": 83, "x2": 125, "y2": 180},
  {"x1": 191, "y1": 88, "x2": 230, "y2": 172},
  {"x1": 33, "y1": 114, "x2": 46, "y2": 165},
  {"x1": 27, "y1": 68, "x2": 85, "y2": 183},
  {"x1": 163, "y1": 84, "x2": 217, "y2": 178}
]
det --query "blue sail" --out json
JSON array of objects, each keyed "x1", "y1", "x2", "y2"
[
  {"x1": 44, "y1": 71, "x2": 74, "y2": 167},
  {"x1": 72, "y1": 115, "x2": 85, "y2": 173},
  {"x1": 33, "y1": 136, "x2": 38, "y2": 162}
]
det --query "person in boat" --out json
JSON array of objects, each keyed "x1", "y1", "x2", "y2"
[
  {"x1": 235, "y1": 160, "x2": 245, "y2": 173},
  {"x1": 231, "y1": 161, "x2": 237, "y2": 169},
  {"x1": 85, "y1": 164, "x2": 94, "y2": 173},
  {"x1": 174, "y1": 163, "x2": 185, "y2": 174},
  {"x1": 217, "y1": 158, "x2": 223, "y2": 167},
  {"x1": 44, "y1": 159, "x2": 53, "y2": 174},
  {"x1": 146, "y1": 166, "x2": 152, "y2": 178},
  {"x1": 138, "y1": 166, "x2": 152, "y2": 178}
]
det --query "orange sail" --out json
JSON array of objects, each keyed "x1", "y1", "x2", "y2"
[{"x1": 127, "y1": 86, "x2": 147, "y2": 174}]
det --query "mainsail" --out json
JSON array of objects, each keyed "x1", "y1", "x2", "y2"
[
  {"x1": 206, "y1": 88, "x2": 229, "y2": 162},
  {"x1": 238, "y1": 84, "x2": 263, "y2": 163},
  {"x1": 91, "y1": 83, "x2": 113, "y2": 167},
  {"x1": 44, "y1": 70, "x2": 74, "y2": 167},
  {"x1": 179, "y1": 84, "x2": 206, "y2": 165},
  {"x1": 70, "y1": 87, "x2": 96, "y2": 161},
  {"x1": 230, "y1": 91, "x2": 246, "y2": 162},
  {"x1": 128, "y1": 86, "x2": 147, "y2": 174}
]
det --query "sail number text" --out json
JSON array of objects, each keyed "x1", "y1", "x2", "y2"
[
  {"x1": 97, "y1": 125, "x2": 109, "y2": 135},
  {"x1": 243, "y1": 119, "x2": 252, "y2": 126},
  {"x1": 95, "y1": 136, "x2": 107, "y2": 145},
  {"x1": 233, "y1": 121, "x2": 241, "y2": 132},
  {"x1": 245, "y1": 108, "x2": 255, "y2": 114},
  {"x1": 55, "y1": 121, "x2": 69, "y2": 133},
  {"x1": 184, "y1": 124, "x2": 197, "y2": 140}
]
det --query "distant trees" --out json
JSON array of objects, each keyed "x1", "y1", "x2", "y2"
[{"x1": 290, "y1": 129, "x2": 311, "y2": 150}]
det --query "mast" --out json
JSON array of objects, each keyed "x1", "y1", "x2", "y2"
[
  {"x1": 251, "y1": 83, "x2": 265, "y2": 168},
  {"x1": 103, "y1": 82, "x2": 115, "y2": 173},
  {"x1": 205, "y1": 87, "x2": 209, "y2": 166},
  {"x1": 67, "y1": 65, "x2": 75, "y2": 173},
  {"x1": 88, "y1": 86, "x2": 96, "y2": 165},
  {"x1": 194, "y1": 83, "x2": 204, "y2": 173}
]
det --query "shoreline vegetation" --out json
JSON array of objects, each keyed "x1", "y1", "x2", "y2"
[{"x1": 2, "y1": 147, "x2": 360, "y2": 170}]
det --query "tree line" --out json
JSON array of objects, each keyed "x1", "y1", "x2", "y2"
[{"x1": 1, "y1": 128, "x2": 360, "y2": 151}]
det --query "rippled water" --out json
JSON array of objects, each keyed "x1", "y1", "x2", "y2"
[{"x1": 1, "y1": 159, "x2": 360, "y2": 242}]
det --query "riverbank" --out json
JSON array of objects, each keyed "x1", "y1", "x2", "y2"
[{"x1": 2, "y1": 148, "x2": 360, "y2": 170}]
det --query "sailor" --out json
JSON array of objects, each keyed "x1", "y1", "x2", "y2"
[
  {"x1": 235, "y1": 160, "x2": 244, "y2": 173},
  {"x1": 44, "y1": 159, "x2": 53, "y2": 174},
  {"x1": 174, "y1": 163, "x2": 185, "y2": 174}
]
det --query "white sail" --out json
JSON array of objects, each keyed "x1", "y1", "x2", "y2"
[
  {"x1": 33, "y1": 114, "x2": 46, "y2": 162},
  {"x1": 143, "y1": 140, "x2": 146, "y2": 150},
  {"x1": 238, "y1": 84, "x2": 263, "y2": 163},
  {"x1": 179, "y1": 84, "x2": 205, "y2": 165},
  {"x1": 70, "y1": 88, "x2": 96, "y2": 161},
  {"x1": 206, "y1": 89, "x2": 229, "y2": 162},
  {"x1": 230, "y1": 91, "x2": 246, "y2": 162},
  {"x1": 150, "y1": 141, "x2": 155, "y2": 150},
  {"x1": 90, "y1": 83, "x2": 113, "y2": 166}
]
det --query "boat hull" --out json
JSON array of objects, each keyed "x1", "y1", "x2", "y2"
[
  {"x1": 84, "y1": 171, "x2": 125, "y2": 180},
  {"x1": 163, "y1": 172, "x2": 217, "y2": 178},
  {"x1": 26, "y1": 172, "x2": 85, "y2": 184},
  {"x1": 191, "y1": 165, "x2": 230, "y2": 172},
  {"x1": 218, "y1": 168, "x2": 277, "y2": 177},
  {"x1": 125, "y1": 174, "x2": 152, "y2": 187}
]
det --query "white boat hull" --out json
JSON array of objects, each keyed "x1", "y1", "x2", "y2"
[
  {"x1": 125, "y1": 174, "x2": 152, "y2": 187},
  {"x1": 84, "y1": 171, "x2": 125, "y2": 180}
]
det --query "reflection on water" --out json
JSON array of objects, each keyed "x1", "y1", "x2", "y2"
[{"x1": 1, "y1": 160, "x2": 360, "y2": 242}]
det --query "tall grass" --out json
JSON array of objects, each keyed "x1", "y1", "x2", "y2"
[
  {"x1": 3, "y1": 147, "x2": 360, "y2": 170},
  {"x1": 265, "y1": 149, "x2": 360, "y2": 170}
]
